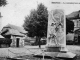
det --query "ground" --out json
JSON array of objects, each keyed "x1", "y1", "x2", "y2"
[{"x1": 0, "y1": 45, "x2": 80, "y2": 60}]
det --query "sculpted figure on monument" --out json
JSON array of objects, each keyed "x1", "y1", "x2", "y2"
[{"x1": 47, "y1": 9, "x2": 65, "y2": 46}]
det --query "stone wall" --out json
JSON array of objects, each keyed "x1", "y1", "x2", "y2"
[{"x1": 11, "y1": 36, "x2": 24, "y2": 47}]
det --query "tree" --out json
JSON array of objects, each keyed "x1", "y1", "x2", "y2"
[
  {"x1": 0, "y1": 0, "x2": 7, "y2": 7},
  {"x1": 66, "y1": 18, "x2": 74, "y2": 34},
  {"x1": 0, "y1": 0, "x2": 7, "y2": 18},
  {"x1": 23, "y1": 3, "x2": 48, "y2": 48}
]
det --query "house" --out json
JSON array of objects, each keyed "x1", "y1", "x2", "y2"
[
  {"x1": 1, "y1": 24, "x2": 27, "y2": 47},
  {"x1": 66, "y1": 10, "x2": 80, "y2": 44}
]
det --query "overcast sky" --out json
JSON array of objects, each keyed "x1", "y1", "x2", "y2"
[{"x1": 1, "y1": 0, "x2": 80, "y2": 28}]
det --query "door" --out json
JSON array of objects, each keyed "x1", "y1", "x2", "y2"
[{"x1": 16, "y1": 38, "x2": 19, "y2": 47}]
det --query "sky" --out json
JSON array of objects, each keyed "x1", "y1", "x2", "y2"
[{"x1": 1, "y1": 0, "x2": 80, "y2": 29}]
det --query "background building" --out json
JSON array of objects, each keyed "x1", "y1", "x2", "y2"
[{"x1": 66, "y1": 10, "x2": 80, "y2": 44}]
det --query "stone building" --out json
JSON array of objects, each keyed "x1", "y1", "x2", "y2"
[{"x1": 1, "y1": 24, "x2": 27, "y2": 47}]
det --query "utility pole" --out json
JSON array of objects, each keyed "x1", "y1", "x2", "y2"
[{"x1": 0, "y1": 13, "x2": 2, "y2": 31}]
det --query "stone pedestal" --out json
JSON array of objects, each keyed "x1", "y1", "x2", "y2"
[{"x1": 45, "y1": 9, "x2": 76, "y2": 59}]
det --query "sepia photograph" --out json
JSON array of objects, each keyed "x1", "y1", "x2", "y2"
[{"x1": 0, "y1": 0, "x2": 80, "y2": 60}]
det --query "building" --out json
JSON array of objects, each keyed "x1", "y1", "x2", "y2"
[
  {"x1": 66, "y1": 10, "x2": 80, "y2": 31},
  {"x1": 73, "y1": 19, "x2": 80, "y2": 31},
  {"x1": 66, "y1": 10, "x2": 80, "y2": 44},
  {"x1": 1, "y1": 24, "x2": 27, "y2": 47}
]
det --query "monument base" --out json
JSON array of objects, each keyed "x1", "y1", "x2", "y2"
[
  {"x1": 57, "y1": 52, "x2": 77, "y2": 59},
  {"x1": 44, "y1": 46, "x2": 76, "y2": 59}
]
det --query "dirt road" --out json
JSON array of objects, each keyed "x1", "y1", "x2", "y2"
[{"x1": 0, "y1": 45, "x2": 80, "y2": 60}]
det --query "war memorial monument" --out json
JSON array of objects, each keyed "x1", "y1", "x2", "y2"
[{"x1": 44, "y1": 9, "x2": 76, "y2": 59}]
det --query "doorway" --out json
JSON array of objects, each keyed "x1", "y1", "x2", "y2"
[
  {"x1": 78, "y1": 35, "x2": 80, "y2": 44},
  {"x1": 16, "y1": 38, "x2": 19, "y2": 47}
]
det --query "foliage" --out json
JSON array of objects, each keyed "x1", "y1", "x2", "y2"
[
  {"x1": 0, "y1": 38, "x2": 12, "y2": 44},
  {"x1": 23, "y1": 3, "x2": 48, "y2": 47},
  {"x1": 0, "y1": 0, "x2": 7, "y2": 7},
  {"x1": 23, "y1": 3, "x2": 48, "y2": 38}
]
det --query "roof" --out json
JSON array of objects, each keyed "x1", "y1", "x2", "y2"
[
  {"x1": 66, "y1": 10, "x2": 80, "y2": 20},
  {"x1": 74, "y1": 29, "x2": 80, "y2": 35},
  {"x1": 5, "y1": 29, "x2": 25, "y2": 37},
  {"x1": 75, "y1": 29, "x2": 80, "y2": 32},
  {"x1": 3, "y1": 24, "x2": 27, "y2": 34},
  {"x1": 1, "y1": 24, "x2": 27, "y2": 37}
]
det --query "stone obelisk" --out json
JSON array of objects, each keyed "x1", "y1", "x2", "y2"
[{"x1": 45, "y1": 9, "x2": 76, "y2": 59}]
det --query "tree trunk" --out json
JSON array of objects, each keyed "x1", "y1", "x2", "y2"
[
  {"x1": 35, "y1": 36, "x2": 38, "y2": 45},
  {"x1": 35, "y1": 36, "x2": 41, "y2": 48},
  {"x1": 38, "y1": 36, "x2": 41, "y2": 48}
]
